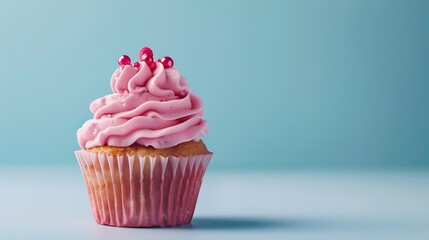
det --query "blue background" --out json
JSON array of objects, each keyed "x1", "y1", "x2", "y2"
[{"x1": 0, "y1": 0, "x2": 428, "y2": 170}]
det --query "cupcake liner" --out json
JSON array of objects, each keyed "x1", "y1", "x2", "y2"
[{"x1": 75, "y1": 150, "x2": 212, "y2": 227}]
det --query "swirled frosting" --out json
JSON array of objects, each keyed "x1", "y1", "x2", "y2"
[{"x1": 77, "y1": 61, "x2": 208, "y2": 149}]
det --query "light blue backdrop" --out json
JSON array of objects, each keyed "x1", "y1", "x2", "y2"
[{"x1": 0, "y1": 0, "x2": 428, "y2": 170}]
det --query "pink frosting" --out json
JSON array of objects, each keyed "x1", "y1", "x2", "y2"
[{"x1": 77, "y1": 62, "x2": 208, "y2": 149}]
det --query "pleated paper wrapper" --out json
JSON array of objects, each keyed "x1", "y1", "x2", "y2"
[{"x1": 75, "y1": 150, "x2": 212, "y2": 227}]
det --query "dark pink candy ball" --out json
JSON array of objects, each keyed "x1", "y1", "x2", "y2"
[
  {"x1": 160, "y1": 56, "x2": 174, "y2": 68},
  {"x1": 118, "y1": 55, "x2": 131, "y2": 68},
  {"x1": 139, "y1": 47, "x2": 154, "y2": 60}
]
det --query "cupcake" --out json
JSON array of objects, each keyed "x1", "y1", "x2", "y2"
[{"x1": 75, "y1": 47, "x2": 212, "y2": 227}]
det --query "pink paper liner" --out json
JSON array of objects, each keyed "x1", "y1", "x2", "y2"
[{"x1": 75, "y1": 150, "x2": 212, "y2": 227}]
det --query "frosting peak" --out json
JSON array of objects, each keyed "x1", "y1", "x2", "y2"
[
  {"x1": 77, "y1": 48, "x2": 208, "y2": 149},
  {"x1": 111, "y1": 62, "x2": 188, "y2": 97}
]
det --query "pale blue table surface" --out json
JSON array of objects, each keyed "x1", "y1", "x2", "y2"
[{"x1": 1, "y1": 167, "x2": 428, "y2": 240}]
